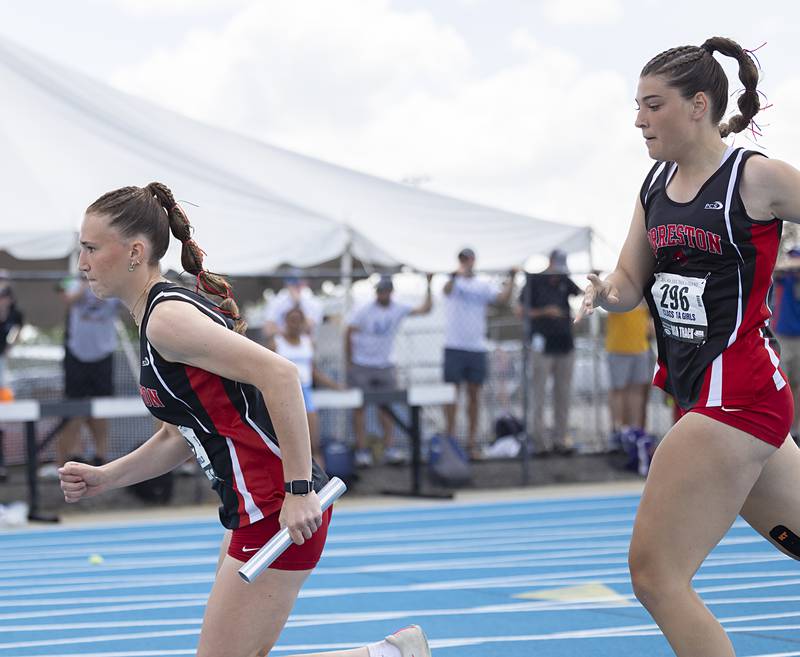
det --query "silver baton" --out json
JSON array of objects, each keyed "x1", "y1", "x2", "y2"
[{"x1": 238, "y1": 476, "x2": 347, "y2": 583}]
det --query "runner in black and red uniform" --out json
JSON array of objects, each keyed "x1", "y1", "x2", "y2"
[
  {"x1": 577, "y1": 38, "x2": 800, "y2": 657},
  {"x1": 58, "y1": 183, "x2": 431, "y2": 657}
]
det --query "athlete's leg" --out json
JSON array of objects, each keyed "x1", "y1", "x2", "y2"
[
  {"x1": 740, "y1": 435, "x2": 800, "y2": 560},
  {"x1": 198, "y1": 556, "x2": 313, "y2": 657},
  {"x1": 202, "y1": 553, "x2": 414, "y2": 657},
  {"x1": 628, "y1": 413, "x2": 775, "y2": 657}
]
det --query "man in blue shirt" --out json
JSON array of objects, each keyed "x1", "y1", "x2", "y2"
[{"x1": 39, "y1": 279, "x2": 120, "y2": 478}]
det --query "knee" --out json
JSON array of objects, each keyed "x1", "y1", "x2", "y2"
[{"x1": 628, "y1": 549, "x2": 686, "y2": 611}]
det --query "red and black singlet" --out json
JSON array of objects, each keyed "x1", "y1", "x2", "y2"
[
  {"x1": 138, "y1": 282, "x2": 328, "y2": 529},
  {"x1": 641, "y1": 147, "x2": 787, "y2": 409}
]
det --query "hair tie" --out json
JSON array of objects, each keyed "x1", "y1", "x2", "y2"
[{"x1": 700, "y1": 42, "x2": 714, "y2": 55}]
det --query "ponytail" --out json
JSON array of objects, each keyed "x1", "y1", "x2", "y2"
[
  {"x1": 146, "y1": 182, "x2": 247, "y2": 334},
  {"x1": 641, "y1": 36, "x2": 762, "y2": 138}
]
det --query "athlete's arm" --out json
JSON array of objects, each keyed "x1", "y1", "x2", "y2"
[
  {"x1": 147, "y1": 301, "x2": 321, "y2": 544},
  {"x1": 740, "y1": 156, "x2": 800, "y2": 223},
  {"x1": 59, "y1": 422, "x2": 191, "y2": 502},
  {"x1": 576, "y1": 196, "x2": 656, "y2": 321}
]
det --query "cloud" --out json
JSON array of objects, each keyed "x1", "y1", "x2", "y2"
[
  {"x1": 112, "y1": 1, "x2": 647, "y2": 268},
  {"x1": 110, "y1": 0, "x2": 250, "y2": 15},
  {"x1": 541, "y1": 0, "x2": 624, "y2": 26}
]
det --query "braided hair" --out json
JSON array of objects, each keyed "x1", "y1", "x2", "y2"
[
  {"x1": 641, "y1": 37, "x2": 760, "y2": 138},
  {"x1": 86, "y1": 184, "x2": 246, "y2": 334}
]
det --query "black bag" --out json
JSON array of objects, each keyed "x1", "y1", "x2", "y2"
[{"x1": 494, "y1": 413, "x2": 524, "y2": 441}]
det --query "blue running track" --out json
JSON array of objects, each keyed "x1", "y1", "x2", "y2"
[{"x1": 1, "y1": 491, "x2": 800, "y2": 656}]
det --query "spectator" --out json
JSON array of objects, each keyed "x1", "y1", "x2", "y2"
[
  {"x1": 519, "y1": 249, "x2": 581, "y2": 454},
  {"x1": 39, "y1": 278, "x2": 120, "y2": 478},
  {"x1": 605, "y1": 302, "x2": 654, "y2": 447},
  {"x1": 262, "y1": 270, "x2": 323, "y2": 340},
  {"x1": 443, "y1": 248, "x2": 516, "y2": 459},
  {"x1": 0, "y1": 271, "x2": 23, "y2": 482},
  {"x1": 267, "y1": 306, "x2": 341, "y2": 468},
  {"x1": 0, "y1": 271, "x2": 23, "y2": 402},
  {"x1": 347, "y1": 274, "x2": 433, "y2": 466},
  {"x1": 773, "y1": 246, "x2": 800, "y2": 441}
]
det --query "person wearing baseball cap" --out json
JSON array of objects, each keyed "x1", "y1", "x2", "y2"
[
  {"x1": 518, "y1": 248, "x2": 582, "y2": 454},
  {"x1": 347, "y1": 273, "x2": 433, "y2": 466},
  {"x1": 442, "y1": 248, "x2": 517, "y2": 459}
]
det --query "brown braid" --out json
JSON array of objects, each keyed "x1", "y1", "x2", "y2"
[
  {"x1": 86, "y1": 183, "x2": 247, "y2": 334},
  {"x1": 702, "y1": 37, "x2": 760, "y2": 137},
  {"x1": 641, "y1": 37, "x2": 761, "y2": 137}
]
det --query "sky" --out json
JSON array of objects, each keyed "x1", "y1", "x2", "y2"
[{"x1": 2, "y1": 0, "x2": 800, "y2": 270}]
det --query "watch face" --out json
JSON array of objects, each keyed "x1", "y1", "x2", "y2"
[{"x1": 287, "y1": 480, "x2": 312, "y2": 494}]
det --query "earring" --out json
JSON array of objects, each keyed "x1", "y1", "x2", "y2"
[{"x1": 128, "y1": 261, "x2": 137, "y2": 272}]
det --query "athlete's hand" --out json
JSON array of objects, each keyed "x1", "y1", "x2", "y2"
[
  {"x1": 575, "y1": 273, "x2": 620, "y2": 323},
  {"x1": 280, "y1": 491, "x2": 322, "y2": 546},
  {"x1": 58, "y1": 461, "x2": 110, "y2": 503}
]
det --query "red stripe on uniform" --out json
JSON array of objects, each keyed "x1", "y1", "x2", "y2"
[
  {"x1": 721, "y1": 221, "x2": 784, "y2": 403},
  {"x1": 184, "y1": 366, "x2": 259, "y2": 525}
]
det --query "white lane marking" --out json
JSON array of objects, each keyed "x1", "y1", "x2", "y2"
[{"x1": 1, "y1": 547, "x2": 790, "y2": 583}]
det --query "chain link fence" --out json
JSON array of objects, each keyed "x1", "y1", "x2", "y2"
[{"x1": 1, "y1": 271, "x2": 678, "y2": 470}]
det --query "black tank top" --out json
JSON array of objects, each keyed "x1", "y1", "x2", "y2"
[
  {"x1": 641, "y1": 147, "x2": 786, "y2": 409},
  {"x1": 138, "y1": 282, "x2": 328, "y2": 529}
]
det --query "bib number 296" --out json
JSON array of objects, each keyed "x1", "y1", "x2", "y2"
[
  {"x1": 658, "y1": 283, "x2": 690, "y2": 313},
  {"x1": 650, "y1": 273, "x2": 708, "y2": 344}
]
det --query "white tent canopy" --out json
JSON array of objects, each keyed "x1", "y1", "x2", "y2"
[{"x1": 0, "y1": 36, "x2": 590, "y2": 274}]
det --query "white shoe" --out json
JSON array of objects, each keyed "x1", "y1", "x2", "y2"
[
  {"x1": 385, "y1": 625, "x2": 431, "y2": 657},
  {"x1": 355, "y1": 449, "x2": 373, "y2": 467},
  {"x1": 37, "y1": 464, "x2": 60, "y2": 480},
  {"x1": 383, "y1": 446, "x2": 407, "y2": 465}
]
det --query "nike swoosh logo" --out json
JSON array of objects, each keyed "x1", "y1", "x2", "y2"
[
  {"x1": 241, "y1": 546, "x2": 261, "y2": 553},
  {"x1": 720, "y1": 406, "x2": 742, "y2": 412}
]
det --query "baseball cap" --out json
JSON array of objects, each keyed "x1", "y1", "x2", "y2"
[
  {"x1": 458, "y1": 247, "x2": 476, "y2": 260},
  {"x1": 376, "y1": 275, "x2": 394, "y2": 292},
  {"x1": 549, "y1": 249, "x2": 569, "y2": 274},
  {"x1": 283, "y1": 268, "x2": 304, "y2": 286}
]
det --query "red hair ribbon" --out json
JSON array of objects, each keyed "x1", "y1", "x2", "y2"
[{"x1": 744, "y1": 41, "x2": 767, "y2": 70}]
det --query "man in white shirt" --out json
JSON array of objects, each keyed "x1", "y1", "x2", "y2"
[
  {"x1": 347, "y1": 274, "x2": 432, "y2": 466},
  {"x1": 443, "y1": 248, "x2": 516, "y2": 459}
]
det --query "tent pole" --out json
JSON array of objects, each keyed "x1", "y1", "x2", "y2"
[{"x1": 341, "y1": 227, "x2": 353, "y2": 315}]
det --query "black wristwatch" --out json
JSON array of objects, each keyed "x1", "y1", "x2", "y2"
[{"x1": 284, "y1": 479, "x2": 314, "y2": 495}]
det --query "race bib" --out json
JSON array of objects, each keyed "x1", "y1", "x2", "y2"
[
  {"x1": 178, "y1": 425, "x2": 219, "y2": 482},
  {"x1": 651, "y1": 273, "x2": 708, "y2": 344}
]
